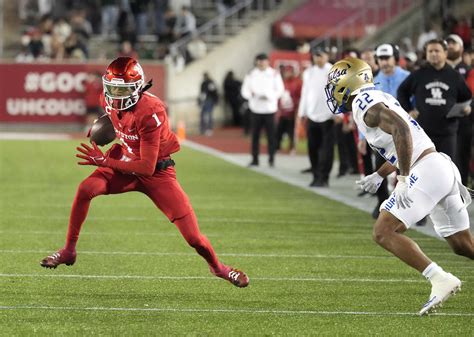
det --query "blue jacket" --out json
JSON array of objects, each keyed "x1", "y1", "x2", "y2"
[{"x1": 374, "y1": 67, "x2": 410, "y2": 98}]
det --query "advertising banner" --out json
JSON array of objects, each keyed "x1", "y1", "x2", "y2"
[{"x1": 0, "y1": 62, "x2": 166, "y2": 123}]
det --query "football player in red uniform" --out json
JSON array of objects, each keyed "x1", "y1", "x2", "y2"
[{"x1": 40, "y1": 57, "x2": 249, "y2": 288}]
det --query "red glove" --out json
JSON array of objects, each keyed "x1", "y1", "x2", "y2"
[{"x1": 76, "y1": 142, "x2": 107, "y2": 166}]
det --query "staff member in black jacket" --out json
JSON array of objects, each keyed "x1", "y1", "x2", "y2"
[{"x1": 397, "y1": 38, "x2": 472, "y2": 160}]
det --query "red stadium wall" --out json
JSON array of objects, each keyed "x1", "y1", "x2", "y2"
[{"x1": 0, "y1": 63, "x2": 166, "y2": 124}]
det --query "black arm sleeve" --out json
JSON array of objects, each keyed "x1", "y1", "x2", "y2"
[
  {"x1": 397, "y1": 73, "x2": 415, "y2": 111},
  {"x1": 457, "y1": 74, "x2": 473, "y2": 102}
]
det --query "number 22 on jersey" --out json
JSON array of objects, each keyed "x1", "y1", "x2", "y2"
[{"x1": 355, "y1": 92, "x2": 374, "y2": 112}]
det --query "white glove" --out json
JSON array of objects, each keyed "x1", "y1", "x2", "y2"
[
  {"x1": 394, "y1": 175, "x2": 413, "y2": 209},
  {"x1": 356, "y1": 172, "x2": 384, "y2": 194}
]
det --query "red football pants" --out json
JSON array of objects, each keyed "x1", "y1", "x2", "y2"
[{"x1": 64, "y1": 166, "x2": 222, "y2": 271}]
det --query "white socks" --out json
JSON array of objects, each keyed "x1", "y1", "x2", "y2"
[{"x1": 422, "y1": 262, "x2": 446, "y2": 282}]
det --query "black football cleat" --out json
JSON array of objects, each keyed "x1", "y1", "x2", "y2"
[{"x1": 40, "y1": 249, "x2": 76, "y2": 269}]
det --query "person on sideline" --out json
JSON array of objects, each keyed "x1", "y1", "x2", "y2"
[
  {"x1": 298, "y1": 47, "x2": 335, "y2": 187},
  {"x1": 241, "y1": 53, "x2": 284, "y2": 167},
  {"x1": 397, "y1": 38, "x2": 472, "y2": 160}
]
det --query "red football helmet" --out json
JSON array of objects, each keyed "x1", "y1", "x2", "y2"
[{"x1": 103, "y1": 57, "x2": 144, "y2": 110}]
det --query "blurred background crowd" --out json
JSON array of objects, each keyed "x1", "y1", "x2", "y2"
[{"x1": 1, "y1": 0, "x2": 474, "y2": 200}]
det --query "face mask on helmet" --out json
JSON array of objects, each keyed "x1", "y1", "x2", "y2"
[
  {"x1": 325, "y1": 82, "x2": 351, "y2": 114},
  {"x1": 103, "y1": 57, "x2": 145, "y2": 111}
]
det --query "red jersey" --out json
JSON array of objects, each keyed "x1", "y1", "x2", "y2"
[
  {"x1": 100, "y1": 91, "x2": 180, "y2": 176},
  {"x1": 278, "y1": 76, "x2": 302, "y2": 118}
]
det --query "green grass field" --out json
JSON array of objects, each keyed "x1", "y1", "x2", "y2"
[{"x1": 0, "y1": 140, "x2": 472, "y2": 336}]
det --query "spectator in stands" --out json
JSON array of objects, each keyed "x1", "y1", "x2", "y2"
[
  {"x1": 216, "y1": 0, "x2": 235, "y2": 16},
  {"x1": 198, "y1": 72, "x2": 219, "y2": 136},
  {"x1": 64, "y1": 32, "x2": 87, "y2": 60},
  {"x1": 101, "y1": 0, "x2": 119, "y2": 38},
  {"x1": 117, "y1": 2, "x2": 137, "y2": 45},
  {"x1": 241, "y1": 53, "x2": 284, "y2": 167},
  {"x1": 446, "y1": 34, "x2": 473, "y2": 186},
  {"x1": 416, "y1": 22, "x2": 438, "y2": 52},
  {"x1": 186, "y1": 33, "x2": 207, "y2": 62},
  {"x1": 27, "y1": 28, "x2": 45, "y2": 59},
  {"x1": 174, "y1": 6, "x2": 196, "y2": 40},
  {"x1": 38, "y1": 0, "x2": 54, "y2": 17},
  {"x1": 276, "y1": 65, "x2": 302, "y2": 154},
  {"x1": 53, "y1": 17, "x2": 72, "y2": 45},
  {"x1": 15, "y1": 46, "x2": 34, "y2": 63},
  {"x1": 298, "y1": 47, "x2": 334, "y2": 187},
  {"x1": 398, "y1": 38, "x2": 472, "y2": 161},
  {"x1": 130, "y1": 0, "x2": 151, "y2": 36},
  {"x1": 169, "y1": 0, "x2": 191, "y2": 14},
  {"x1": 154, "y1": 0, "x2": 169, "y2": 38},
  {"x1": 118, "y1": 40, "x2": 139, "y2": 59},
  {"x1": 223, "y1": 71, "x2": 243, "y2": 127},
  {"x1": 70, "y1": 9, "x2": 93, "y2": 57},
  {"x1": 39, "y1": 15, "x2": 54, "y2": 58}
]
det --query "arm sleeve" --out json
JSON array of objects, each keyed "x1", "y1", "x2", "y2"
[
  {"x1": 241, "y1": 75, "x2": 252, "y2": 100},
  {"x1": 397, "y1": 73, "x2": 415, "y2": 111},
  {"x1": 105, "y1": 113, "x2": 161, "y2": 177},
  {"x1": 266, "y1": 72, "x2": 285, "y2": 101},
  {"x1": 457, "y1": 74, "x2": 473, "y2": 102},
  {"x1": 297, "y1": 73, "x2": 308, "y2": 118}
]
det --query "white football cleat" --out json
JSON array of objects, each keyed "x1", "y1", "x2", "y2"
[{"x1": 418, "y1": 273, "x2": 461, "y2": 316}]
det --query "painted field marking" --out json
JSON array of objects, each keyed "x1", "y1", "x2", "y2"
[{"x1": 0, "y1": 305, "x2": 472, "y2": 317}]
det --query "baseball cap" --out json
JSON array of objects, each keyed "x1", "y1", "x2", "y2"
[
  {"x1": 255, "y1": 53, "x2": 268, "y2": 61},
  {"x1": 375, "y1": 44, "x2": 394, "y2": 58},
  {"x1": 311, "y1": 46, "x2": 329, "y2": 56},
  {"x1": 405, "y1": 51, "x2": 417, "y2": 63},
  {"x1": 446, "y1": 34, "x2": 463, "y2": 48}
]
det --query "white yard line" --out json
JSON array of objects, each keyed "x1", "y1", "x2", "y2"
[
  {"x1": 0, "y1": 132, "x2": 71, "y2": 140},
  {"x1": 0, "y1": 305, "x2": 472, "y2": 317},
  {"x1": 1, "y1": 249, "x2": 462, "y2": 259},
  {"x1": 0, "y1": 273, "x2": 432, "y2": 283},
  {"x1": 0, "y1": 249, "x2": 394, "y2": 259}
]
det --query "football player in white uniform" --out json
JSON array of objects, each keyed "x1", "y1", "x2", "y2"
[{"x1": 325, "y1": 57, "x2": 474, "y2": 315}]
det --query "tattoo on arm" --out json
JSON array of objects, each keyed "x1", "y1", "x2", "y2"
[{"x1": 364, "y1": 103, "x2": 413, "y2": 176}]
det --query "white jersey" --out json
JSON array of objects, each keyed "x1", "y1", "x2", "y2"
[{"x1": 351, "y1": 88, "x2": 434, "y2": 169}]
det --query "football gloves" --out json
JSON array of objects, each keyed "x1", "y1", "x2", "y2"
[
  {"x1": 76, "y1": 142, "x2": 107, "y2": 166},
  {"x1": 394, "y1": 175, "x2": 413, "y2": 209},
  {"x1": 356, "y1": 172, "x2": 384, "y2": 194}
]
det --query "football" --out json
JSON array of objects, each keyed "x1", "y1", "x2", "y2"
[{"x1": 89, "y1": 114, "x2": 116, "y2": 146}]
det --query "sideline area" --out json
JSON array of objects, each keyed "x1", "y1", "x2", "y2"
[{"x1": 185, "y1": 127, "x2": 473, "y2": 239}]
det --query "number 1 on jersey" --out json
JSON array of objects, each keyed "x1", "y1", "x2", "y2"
[{"x1": 152, "y1": 113, "x2": 161, "y2": 127}]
